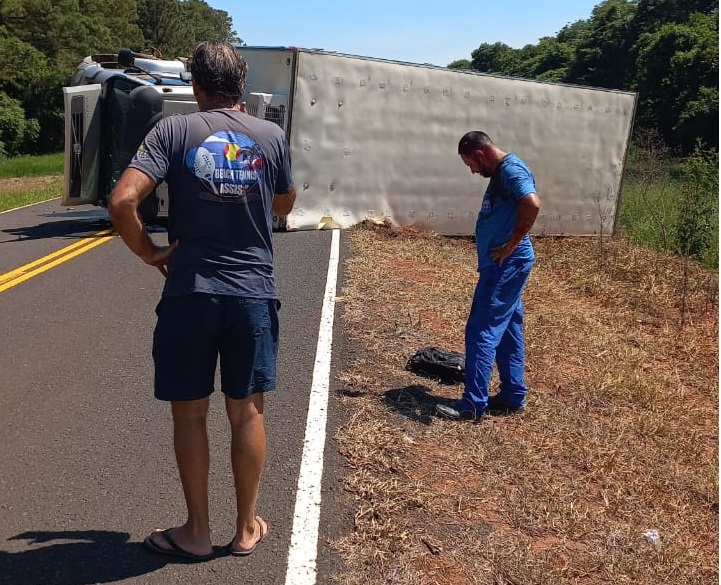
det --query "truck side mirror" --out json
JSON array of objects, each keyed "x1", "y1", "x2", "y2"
[{"x1": 117, "y1": 48, "x2": 134, "y2": 68}]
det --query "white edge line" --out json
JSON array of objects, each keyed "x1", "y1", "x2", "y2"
[
  {"x1": 284, "y1": 229, "x2": 340, "y2": 585},
  {"x1": 0, "y1": 197, "x2": 61, "y2": 214}
]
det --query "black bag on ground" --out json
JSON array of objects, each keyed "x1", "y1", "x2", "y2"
[{"x1": 405, "y1": 347, "x2": 465, "y2": 384}]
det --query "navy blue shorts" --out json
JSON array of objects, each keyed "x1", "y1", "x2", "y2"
[{"x1": 153, "y1": 294, "x2": 279, "y2": 401}]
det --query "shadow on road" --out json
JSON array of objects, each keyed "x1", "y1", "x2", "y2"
[
  {"x1": 0, "y1": 530, "x2": 168, "y2": 585},
  {"x1": 1, "y1": 219, "x2": 111, "y2": 242}
]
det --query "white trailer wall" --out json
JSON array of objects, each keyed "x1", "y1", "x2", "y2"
[{"x1": 240, "y1": 48, "x2": 636, "y2": 236}]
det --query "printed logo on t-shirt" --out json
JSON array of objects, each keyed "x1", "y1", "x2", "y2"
[
  {"x1": 185, "y1": 131, "x2": 263, "y2": 202},
  {"x1": 481, "y1": 192, "x2": 492, "y2": 215}
]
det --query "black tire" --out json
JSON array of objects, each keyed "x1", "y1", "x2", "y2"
[
  {"x1": 273, "y1": 214, "x2": 288, "y2": 231},
  {"x1": 138, "y1": 193, "x2": 160, "y2": 225}
]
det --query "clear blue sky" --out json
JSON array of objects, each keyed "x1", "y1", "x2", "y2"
[{"x1": 207, "y1": 0, "x2": 602, "y2": 67}]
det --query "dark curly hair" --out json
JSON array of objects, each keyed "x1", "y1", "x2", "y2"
[{"x1": 190, "y1": 41, "x2": 248, "y2": 105}]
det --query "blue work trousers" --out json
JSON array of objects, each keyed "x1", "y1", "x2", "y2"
[{"x1": 464, "y1": 259, "x2": 534, "y2": 410}]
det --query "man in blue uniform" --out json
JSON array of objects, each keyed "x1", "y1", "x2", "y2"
[
  {"x1": 436, "y1": 131, "x2": 540, "y2": 422},
  {"x1": 109, "y1": 41, "x2": 296, "y2": 560}
]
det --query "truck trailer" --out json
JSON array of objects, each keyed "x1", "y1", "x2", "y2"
[{"x1": 63, "y1": 46, "x2": 637, "y2": 235}]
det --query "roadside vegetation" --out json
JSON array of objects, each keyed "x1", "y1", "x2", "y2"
[
  {"x1": 0, "y1": 152, "x2": 62, "y2": 179},
  {"x1": 327, "y1": 135, "x2": 718, "y2": 582},
  {"x1": 333, "y1": 219, "x2": 717, "y2": 585},
  {"x1": 619, "y1": 136, "x2": 719, "y2": 270},
  {"x1": 0, "y1": 153, "x2": 62, "y2": 213}
]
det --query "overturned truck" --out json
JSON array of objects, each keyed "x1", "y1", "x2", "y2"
[{"x1": 63, "y1": 46, "x2": 637, "y2": 235}]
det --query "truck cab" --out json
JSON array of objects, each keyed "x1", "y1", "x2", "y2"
[{"x1": 63, "y1": 50, "x2": 197, "y2": 223}]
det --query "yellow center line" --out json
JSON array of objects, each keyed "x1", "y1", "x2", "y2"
[{"x1": 0, "y1": 229, "x2": 117, "y2": 294}]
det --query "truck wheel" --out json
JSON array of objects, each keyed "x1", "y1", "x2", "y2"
[
  {"x1": 273, "y1": 214, "x2": 288, "y2": 231},
  {"x1": 138, "y1": 193, "x2": 160, "y2": 225}
]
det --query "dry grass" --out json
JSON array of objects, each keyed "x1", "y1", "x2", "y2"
[
  {"x1": 0, "y1": 175, "x2": 62, "y2": 195},
  {"x1": 0, "y1": 175, "x2": 62, "y2": 212},
  {"x1": 331, "y1": 221, "x2": 718, "y2": 585}
]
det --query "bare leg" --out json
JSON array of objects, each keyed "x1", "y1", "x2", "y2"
[
  {"x1": 226, "y1": 392, "x2": 268, "y2": 550},
  {"x1": 148, "y1": 398, "x2": 213, "y2": 557}
]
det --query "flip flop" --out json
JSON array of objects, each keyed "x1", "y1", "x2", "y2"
[
  {"x1": 228, "y1": 516, "x2": 267, "y2": 557},
  {"x1": 143, "y1": 528, "x2": 215, "y2": 562}
]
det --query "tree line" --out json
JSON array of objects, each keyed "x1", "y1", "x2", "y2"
[
  {"x1": 0, "y1": 0, "x2": 238, "y2": 158},
  {"x1": 448, "y1": 0, "x2": 718, "y2": 155},
  {"x1": 0, "y1": 0, "x2": 717, "y2": 159}
]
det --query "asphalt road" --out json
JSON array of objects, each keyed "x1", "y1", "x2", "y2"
[{"x1": 0, "y1": 200, "x2": 352, "y2": 585}]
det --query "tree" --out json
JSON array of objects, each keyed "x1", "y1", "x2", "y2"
[
  {"x1": 0, "y1": 0, "x2": 149, "y2": 152},
  {"x1": 0, "y1": 91, "x2": 40, "y2": 158},
  {"x1": 631, "y1": 0, "x2": 717, "y2": 35},
  {"x1": 0, "y1": 0, "x2": 246, "y2": 155},
  {"x1": 470, "y1": 42, "x2": 520, "y2": 74},
  {"x1": 447, "y1": 59, "x2": 472, "y2": 70},
  {"x1": 675, "y1": 145, "x2": 718, "y2": 263},
  {"x1": 556, "y1": 19, "x2": 593, "y2": 46},
  {"x1": 567, "y1": 0, "x2": 637, "y2": 89},
  {"x1": 0, "y1": 27, "x2": 49, "y2": 102},
  {"x1": 458, "y1": 0, "x2": 717, "y2": 153},
  {"x1": 633, "y1": 11, "x2": 718, "y2": 151},
  {"x1": 137, "y1": 0, "x2": 239, "y2": 58},
  {"x1": 137, "y1": 0, "x2": 185, "y2": 56},
  {"x1": 509, "y1": 43, "x2": 543, "y2": 78},
  {"x1": 0, "y1": 1, "x2": 80, "y2": 153},
  {"x1": 181, "y1": 0, "x2": 240, "y2": 46},
  {"x1": 78, "y1": 0, "x2": 145, "y2": 55},
  {"x1": 524, "y1": 37, "x2": 575, "y2": 81}
]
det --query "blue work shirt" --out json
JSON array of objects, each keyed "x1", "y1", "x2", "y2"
[{"x1": 475, "y1": 153, "x2": 536, "y2": 270}]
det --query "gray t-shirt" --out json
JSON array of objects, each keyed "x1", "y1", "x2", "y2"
[{"x1": 128, "y1": 109, "x2": 293, "y2": 299}]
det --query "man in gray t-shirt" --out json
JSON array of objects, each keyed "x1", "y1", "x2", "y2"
[
  {"x1": 109, "y1": 41, "x2": 296, "y2": 561},
  {"x1": 129, "y1": 109, "x2": 292, "y2": 299}
]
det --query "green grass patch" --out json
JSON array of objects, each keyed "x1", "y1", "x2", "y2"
[
  {"x1": 0, "y1": 152, "x2": 63, "y2": 178},
  {"x1": 618, "y1": 145, "x2": 719, "y2": 270},
  {"x1": 618, "y1": 173, "x2": 683, "y2": 251},
  {"x1": 0, "y1": 178, "x2": 63, "y2": 213}
]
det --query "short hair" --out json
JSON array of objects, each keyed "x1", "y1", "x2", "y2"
[
  {"x1": 458, "y1": 131, "x2": 493, "y2": 156},
  {"x1": 190, "y1": 41, "x2": 248, "y2": 104}
]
